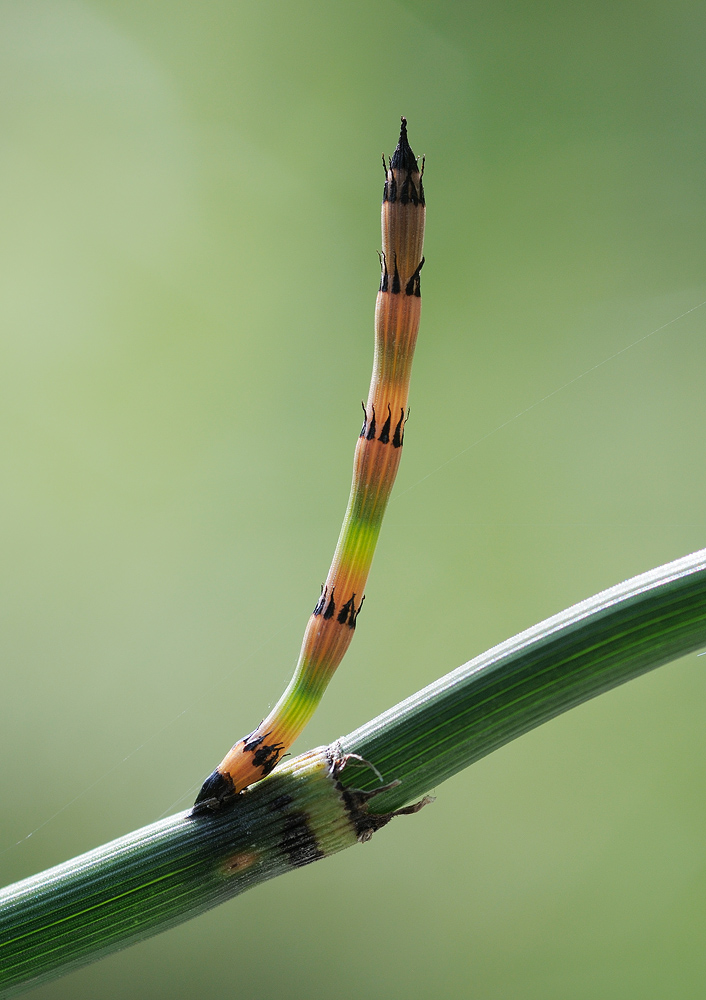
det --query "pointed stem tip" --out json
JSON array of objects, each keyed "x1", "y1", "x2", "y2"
[{"x1": 390, "y1": 116, "x2": 418, "y2": 173}]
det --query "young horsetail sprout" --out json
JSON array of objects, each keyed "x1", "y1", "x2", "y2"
[{"x1": 194, "y1": 118, "x2": 426, "y2": 811}]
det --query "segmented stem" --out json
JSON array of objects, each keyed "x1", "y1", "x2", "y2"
[{"x1": 194, "y1": 119, "x2": 426, "y2": 810}]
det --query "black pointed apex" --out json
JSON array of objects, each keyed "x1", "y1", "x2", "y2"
[
  {"x1": 192, "y1": 769, "x2": 236, "y2": 813},
  {"x1": 390, "y1": 116, "x2": 419, "y2": 174}
]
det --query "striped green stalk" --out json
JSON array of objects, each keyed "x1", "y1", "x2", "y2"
[
  {"x1": 0, "y1": 750, "x2": 364, "y2": 997},
  {"x1": 2, "y1": 546, "x2": 706, "y2": 995},
  {"x1": 194, "y1": 118, "x2": 426, "y2": 810},
  {"x1": 336, "y1": 546, "x2": 706, "y2": 811}
]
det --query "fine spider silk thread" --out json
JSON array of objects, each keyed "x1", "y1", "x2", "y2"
[{"x1": 193, "y1": 118, "x2": 426, "y2": 811}]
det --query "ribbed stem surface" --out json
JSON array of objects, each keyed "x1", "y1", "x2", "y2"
[
  {"x1": 0, "y1": 750, "x2": 358, "y2": 996},
  {"x1": 339, "y1": 548, "x2": 706, "y2": 810},
  {"x1": 2, "y1": 547, "x2": 706, "y2": 995}
]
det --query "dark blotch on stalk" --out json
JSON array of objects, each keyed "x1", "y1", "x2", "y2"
[
  {"x1": 391, "y1": 259, "x2": 401, "y2": 294},
  {"x1": 280, "y1": 811, "x2": 324, "y2": 867},
  {"x1": 269, "y1": 793, "x2": 294, "y2": 812}
]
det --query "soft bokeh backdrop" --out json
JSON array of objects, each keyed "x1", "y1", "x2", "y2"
[{"x1": 2, "y1": 1, "x2": 706, "y2": 997}]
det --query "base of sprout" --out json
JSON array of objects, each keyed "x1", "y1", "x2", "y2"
[{"x1": 192, "y1": 768, "x2": 237, "y2": 814}]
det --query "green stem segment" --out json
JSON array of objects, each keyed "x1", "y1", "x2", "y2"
[{"x1": 3, "y1": 547, "x2": 706, "y2": 994}]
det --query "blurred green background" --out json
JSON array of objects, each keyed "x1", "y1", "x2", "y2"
[{"x1": 2, "y1": 0, "x2": 706, "y2": 996}]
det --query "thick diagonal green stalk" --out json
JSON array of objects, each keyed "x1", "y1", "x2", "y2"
[
  {"x1": 336, "y1": 546, "x2": 706, "y2": 810},
  {"x1": 2, "y1": 546, "x2": 706, "y2": 996}
]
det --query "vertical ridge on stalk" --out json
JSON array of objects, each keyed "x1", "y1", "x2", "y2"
[{"x1": 194, "y1": 118, "x2": 427, "y2": 812}]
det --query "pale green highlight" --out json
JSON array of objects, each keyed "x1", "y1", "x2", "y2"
[{"x1": 338, "y1": 517, "x2": 383, "y2": 574}]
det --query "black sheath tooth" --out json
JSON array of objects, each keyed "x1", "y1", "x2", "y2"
[
  {"x1": 400, "y1": 174, "x2": 420, "y2": 206},
  {"x1": 405, "y1": 256, "x2": 425, "y2": 297},
  {"x1": 384, "y1": 172, "x2": 397, "y2": 203},
  {"x1": 378, "y1": 404, "x2": 392, "y2": 444},
  {"x1": 391, "y1": 259, "x2": 401, "y2": 295},
  {"x1": 337, "y1": 595, "x2": 356, "y2": 626},
  {"x1": 360, "y1": 402, "x2": 367, "y2": 438},
  {"x1": 366, "y1": 405, "x2": 377, "y2": 440},
  {"x1": 252, "y1": 740, "x2": 285, "y2": 774},
  {"x1": 323, "y1": 588, "x2": 336, "y2": 620},
  {"x1": 400, "y1": 174, "x2": 410, "y2": 205},
  {"x1": 350, "y1": 594, "x2": 365, "y2": 628},
  {"x1": 378, "y1": 250, "x2": 389, "y2": 292},
  {"x1": 243, "y1": 730, "x2": 266, "y2": 753},
  {"x1": 313, "y1": 585, "x2": 326, "y2": 616},
  {"x1": 392, "y1": 407, "x2": 405, "y2": 448}
]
